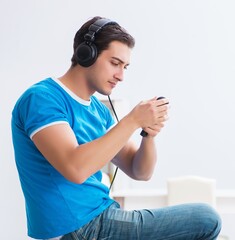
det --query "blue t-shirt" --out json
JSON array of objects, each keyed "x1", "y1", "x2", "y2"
[{"x1": 11, "y1": 77, "x2": 115, "y2": 239}]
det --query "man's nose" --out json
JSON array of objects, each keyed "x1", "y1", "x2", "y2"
[{"x1": 114, "y1": 69, "x2": 124, "y2": 82}]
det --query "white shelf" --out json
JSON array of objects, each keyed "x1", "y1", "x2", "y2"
[{"x1": 111, "y1": 188, "x2": 235, "y2": 198}]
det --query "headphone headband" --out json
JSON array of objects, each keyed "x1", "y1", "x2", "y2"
[{"x1": 84, "y1": 19, "x2": 117, "y2": 42}]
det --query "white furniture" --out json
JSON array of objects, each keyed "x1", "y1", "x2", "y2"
[{"x1": 167, "y1": 175, "x2": 217, "y2": 207}]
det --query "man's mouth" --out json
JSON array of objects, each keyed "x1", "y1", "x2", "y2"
[{"x1": 109, "y1": 81, "x2": 117, "y2": 88}]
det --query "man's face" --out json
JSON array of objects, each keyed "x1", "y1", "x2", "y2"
[{"x1": 85, "y1": 41, "x2": 131, "y2": 96}]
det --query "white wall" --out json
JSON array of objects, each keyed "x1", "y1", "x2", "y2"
[{"x1": 1, "y1": 0, "x2": 235, "y2": 239}]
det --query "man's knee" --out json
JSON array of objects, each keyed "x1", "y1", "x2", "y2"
[{"x1": 191, "y1": 203, "x2": 222, "y2": 239}]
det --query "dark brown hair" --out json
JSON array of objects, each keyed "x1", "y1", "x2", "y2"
[{"x1": 71, "y1": 16, "x2": 135, "y2": 67}]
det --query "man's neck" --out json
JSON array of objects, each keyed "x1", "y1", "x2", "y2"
[{"x1": 58, "y1": 67, "x2": 93, "y2": 101}]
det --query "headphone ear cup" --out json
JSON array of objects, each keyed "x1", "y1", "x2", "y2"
[{"x1": 75, "y1": 42, "x2": 98, "y2": 67}]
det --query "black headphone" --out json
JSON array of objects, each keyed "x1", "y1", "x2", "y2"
[{"x1": 75, "y1": 18, "x2": 117, "y2": 67}]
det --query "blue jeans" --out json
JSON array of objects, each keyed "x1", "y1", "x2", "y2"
[{"x1": 61, "y1": 201, "x2": 221, "y2": 240}]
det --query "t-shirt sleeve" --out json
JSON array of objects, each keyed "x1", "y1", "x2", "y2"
[{"x1": 18, "y1": 89, "x2": 69, "y2": 139}]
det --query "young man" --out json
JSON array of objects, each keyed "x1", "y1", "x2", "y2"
[{"x1": 11, "y1": 16, "x2": 221, "y2": 239}]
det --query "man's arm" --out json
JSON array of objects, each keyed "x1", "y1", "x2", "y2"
[
  {"x1": 111, "y1": 137, "x2": 156, "y2": 181},
  {"x1": 32, "y1": 97, "x2": 169, "y2": 184},
  {"x1": 112, "y1": 116, "x2": 167, "y2": 181},
  {"x1": 32, "y1": 114, "x2": 138, "y2": 184},
  {"x1": 112, "y1": 96, "x2": 169, "y2": 181}
]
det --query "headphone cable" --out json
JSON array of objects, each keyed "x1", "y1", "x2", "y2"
[{"x1": 107, "y1": 95, "x2": 119, "y2": 190}]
